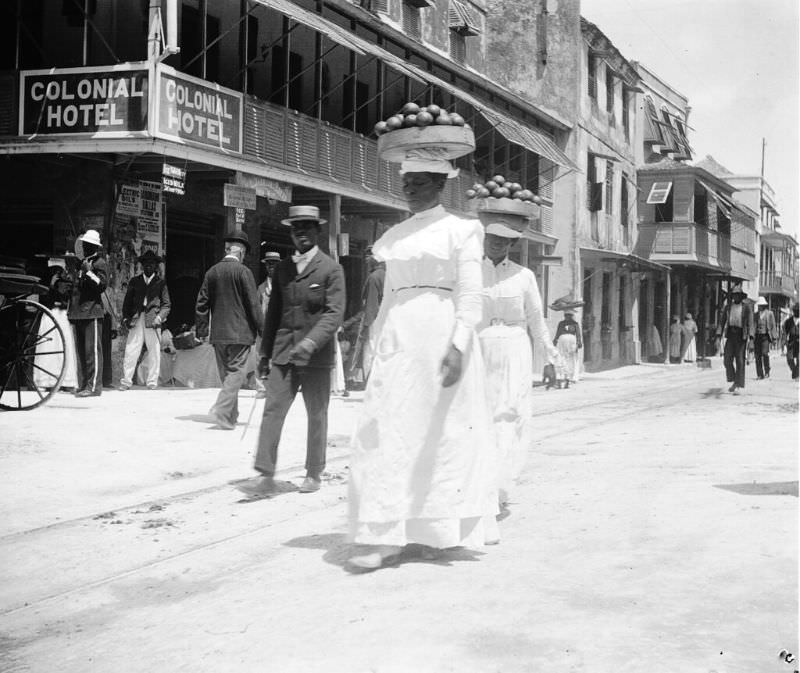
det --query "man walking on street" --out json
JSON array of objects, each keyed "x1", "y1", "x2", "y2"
[
  {"x1": 753, "y1": 296, "x2": 777, "y2": 380},
  {"x1": 239, "y1": 206, "x2": 345, "y2": 497},
  {"x1": 783, "y1": 302, "x2": 799, "y2": 380},
  {"x1": 359, "y1": 246, "x2": 385, "y2": 378},
  {"x1": 69, "y1": 229, "x2": 108, "y2": 398},
  {"x1": 195, "y1": 230, "x2": 262, "y2": 429},
  {"x1": 717, "y1": 283, "x2": 754, "y2": 395},
  {"x1": 254, "y1": 250, "x2": 281, "y2": 398},
  {"x1": 120, "y1": 250, "x2": 171, "y2": 390}
]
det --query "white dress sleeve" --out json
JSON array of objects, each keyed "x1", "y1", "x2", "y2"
[
  {"x1": 524, "y1": 269, "x2": 560, "y2": 363},
  {"x1": 451, "y1": 222, "x2": 484, "y2": 352}
]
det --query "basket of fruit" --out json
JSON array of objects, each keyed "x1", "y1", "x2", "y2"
[
  {"x1": 466, "y1": 176, "x2": 542, "y2": 218},
  {"x1": 376, "y1": 103, "x2": 475, "y2": 162}
]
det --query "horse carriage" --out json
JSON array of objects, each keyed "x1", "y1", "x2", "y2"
[{"x1": 0, "y1": 257, "x2": 67, "y2": 410}]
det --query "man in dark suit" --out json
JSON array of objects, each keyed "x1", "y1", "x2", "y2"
[
  {"x1": 69, "y1": 229, "x2": 109, "y2": 398},
  {"x1": 783, "y1": 302, "x2": 799, "y2": 380},
  {"x1": 195, "y1": 230, "x2": 262, "y2": 429},
  {"x1": 120, "y1": 249, "x2": 171, "y2": 390},
  {"x1": 239, "y1": 206, "x2": 345, "y2": 496},
  {"x1": 717, "y1": 283, "x2": 754, "y2": 395},
  {"x1": 753, "y1": 296, "x2": 778, "y2": 380}
]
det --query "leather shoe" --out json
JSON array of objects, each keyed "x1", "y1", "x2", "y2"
[
  {"x1": 237, "y1": 476, "x2": 278, "y2": 497},
  {"x1": 212, "y1": 414, "x2": 235, "y2": 430},
  {"x1": 347, "y1": 545, "x2": 403, "y2": 570},
  {"x1": 298, "y1": 476, "x2": 321, "y2": 493},
  {"x1": 75, "y1": 389, "x2": 101, "y2": 397}
]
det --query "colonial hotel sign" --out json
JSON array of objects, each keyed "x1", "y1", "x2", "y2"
[{"x1": 18, "y1": 62, "x2": 242, "y2": 155}]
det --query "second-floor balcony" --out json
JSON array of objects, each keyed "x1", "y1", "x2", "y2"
[
  {"x1": 760, "y1": 270, "x2": 797, "y2": 297},
  {"x1": 636, "y1": 222, "x2": 731, "y2": 271}
]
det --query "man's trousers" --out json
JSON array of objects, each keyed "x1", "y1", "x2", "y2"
[
  {"x1": 723, "y1": 326, "x2": 747, "y2": 388},
  {"x1": 254, "y1": 364, "x2": 331, "y2": 478},
  {"x1": 210, "y1": 343, "x2": 252, "y2": 425},
  {"x1": 754, "y1": 333, "x2": 771, "y2": 378},
  {"x1": 72, "y1": 318, "x2": 103, "y2": 394},
  {"x1": 121, "y1": 314, "x2": 161, "y2": 387}
]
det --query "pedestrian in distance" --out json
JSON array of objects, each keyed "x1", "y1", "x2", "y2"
[
  {"x1": 254, "y1": 250, "x2": 281, "y2": 398},
  {"x1": 195, "y1": 230, "x2": 262, "y2": 429},
  {"x1": 69, "y1": 229, "x2": 108, "y2": 397},
  {"x1": 238, "y1": 205, "x2": 345, "y2": 498},
  {"x1": 346, "y1": 160, "x2": 496, "y2": 571},
  {"x1": 479, "y1": 218, "x2": 561, "y2": 507},
  {"x1": 783, "y1": 302, "x2": 799, "y2": 380},
  {"x1": 669, "y1": 315, "x2": 683, "y2": 364},
  {"x1": 717, "y1": 283, "x2": 754, "y2": 395},
  {"x1": 119, "y1": 250, "x2": 171, "y2": 391},
  {"x1": 682, "y1": 312, "x2": 698, "y2": 363},
  {"x1": 554, "y1": 309, "x2": 582, "y2": 387},
  {"x1": 358, "y1": 246, "x2": 386, "y2": 379},
  {"x1": 753, "y1": 296, "x2": 777, "y2": 380}
]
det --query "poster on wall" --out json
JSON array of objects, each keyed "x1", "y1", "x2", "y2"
[
  {"x1": 19, "y1": 64, "x2": 149, "y2": 137},
  {"x1": 115, "y1": 180, "x2": 165, "y2": 257}
]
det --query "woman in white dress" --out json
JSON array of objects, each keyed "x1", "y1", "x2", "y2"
[
  {"x1": 553, "y1": 309, "x2": 582, "y2": 386},
  {"x1": 479, "y1": 222, "x2": 560, "y2": 507},
  {"x1": 347, "y1": 161, "x2": 496, "y2": 570},
  {"x1": 682, "y1": 312, "x2": 698, "y2": 362}
]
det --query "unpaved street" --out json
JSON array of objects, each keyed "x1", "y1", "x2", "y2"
[{"x1": 0, "y1": 362, "x2": 797, "y2": 673}]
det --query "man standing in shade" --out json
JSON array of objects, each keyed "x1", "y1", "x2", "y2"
[
  {"x1": 69, "y1": 229, "x2": 108, "y2": 398},
  {"x1": 717, "y1": 283, "x2": 754, "y2": 395},
  {"x1": 359, "y1": 245, "x2": 386, "y2": 378},
  {"x1": 753, "y1": 296, "x2": 777, "y2": 379},
  {"x1": 195, "y1": 230, "x2": 262, "y2": 429},
  {"x1": 119, "y1": 249, "x2": 171, "y2": 390},
  {"x1": 238, "y1": 206, "x2": 345, "y2": 496}
]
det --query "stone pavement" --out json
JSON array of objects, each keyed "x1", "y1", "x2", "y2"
[{"x1": 0, "y1": 358, "x2": 797, "y2": 673}]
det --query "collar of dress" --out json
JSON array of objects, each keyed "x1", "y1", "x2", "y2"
[{"x1": 407, "y1": 204, "x2": 446, "y2": 224}]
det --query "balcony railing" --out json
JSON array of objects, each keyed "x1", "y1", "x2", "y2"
[
  {"x1": 640, "y1": 222, "x2": 726, "y2": 269},
  {"x1": 760, "y1": 271, "x2": 797, "y2": 296}
]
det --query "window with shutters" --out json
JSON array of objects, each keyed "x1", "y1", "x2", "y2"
[
  {"x1": 605, "y1": 160, "x2": 614, "y2": 214},
  {"x1": 586, "y1": 152, "x2": 602, "y2": 212},
  {"x1": 403, "y1": 1, "x2": 422, "y2": 40},
  {"x1": 646, "y1": 181, "x2": 672, "y2": 205},
  {"x1": 449, "y1": 30, "x2": 466, "y2": 64},
  {"x1": 605, "y1": 66, "x2": 615, "y2": 120},
  {"x1": 368, "y1": 0, "x2": 388, "y2": 11},
  {"x1": 620, "y1": 173, "x2": 629, "y2": 244},
  {"x1": 645, "y1": 96, "x2": 665, "y2": 144},
  {"x1": 622, "y1": 88, "x2": 630, "y2": 142},
  {"x1": 587, "y1": 51, "x2": 597, "y2": 100},
  {"x1": 654, "y1": 188, "x2": 674, "y2": 223}
]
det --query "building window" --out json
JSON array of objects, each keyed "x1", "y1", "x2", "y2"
[
  {"x1": 181, "y1": 4, "x2": 220, "y2": 83},
  {"x1": 605, "y1": 66, "x2": 615, "y2": 120},
  {"x1": 620, "y1": 173, "x2": 629, "y2": 244},
  {"x1": 449, "y1": 30, "x2": 466, "y2": 63},
  {"x1": 605, "y1": 160, "x2": 614, "y2": 214},
  {"x1": 403, "y1": 1, "x2": 421, "y2": 40},
  {"x1": 622, "y1": 88, "x2": 630, "y2": 141},
  {"x1": 655, "y1": 188, "x2": 674, "y2": 223},
  {"x1": 694, "y1": 186, "x2": 708, "y2": 226},
  {"x1": 270, "y1": 46, "x2": 303, "y2": 111},
  {"x1": 588, "y1": 51, "x2": 597, "y2": 100},
  {"x1": 587, "y1": 152, "x2": 602, "y2": 212}
]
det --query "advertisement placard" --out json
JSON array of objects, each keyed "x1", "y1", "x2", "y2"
[
  {"x1": 115, "y1": 180, "x2": 164, "y2": 257},
  {"x1": 155, "y1": 66, "x2": 242, "y2": 153},
  {"x1": 19, "y1": 64, "x2": 149, "y2": 136}
]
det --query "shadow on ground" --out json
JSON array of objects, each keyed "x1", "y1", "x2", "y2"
[
  {"x1": 700, "y1": 388, "x2": 726, "y2": 399},
  {"x1": 714, "y1": 481, "x2": 799, "y2": 497},
  {"x1": 283, "y1": 533, "x2": 486, "y2": 572}
]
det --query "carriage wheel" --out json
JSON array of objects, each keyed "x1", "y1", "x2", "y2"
[{"x1": 0, "y1": 300, "x2": 66, "y2": 411}]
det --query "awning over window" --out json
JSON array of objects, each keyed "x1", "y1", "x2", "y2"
[
  {"x1": 253, "y1": 0, "x2": 577, "y2": 171},
  {"x1": 449, "y1": 0, "x2": 481, "y2": 36},
  {"x1": 580, "y1": 246, "x2": 669, "y2": 272},
  {"x1": 697, "y1": 179, "x2": 734, "y2": 218}
]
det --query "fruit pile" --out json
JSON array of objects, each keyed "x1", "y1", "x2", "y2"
[
  {"x1": 466, "y1": 176, "x2": 542, "y2": 203},
  {"x1": 374, "y1": 102, "x2": 469, "y2": 136}
]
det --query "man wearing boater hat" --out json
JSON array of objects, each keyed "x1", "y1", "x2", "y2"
[
  {"x1": 238, "y1": 206, "x2": 345, "y2": 496},
  {"x1": 717, "y1": 282, "x2": 754, "y2": 394},
  {"x1": 69, "y1": 229, "x2": 109, "y2": 397},
  {"x1": 479, "y1": 217, "x2": 561, "y2": 506},
  {"x1": 195, "y1": 229, "x2": 262, "y2": 428},
  {"x1": 119, "y1": 249, "x2": 171, "y2": 390}
]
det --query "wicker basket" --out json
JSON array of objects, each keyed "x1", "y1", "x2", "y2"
[
  {"x1": 377, "y1": 125, "x2": 475, "y2": 162},
  {"x1": 476, "y1": 197, "x2": 537, "y2": 218}
]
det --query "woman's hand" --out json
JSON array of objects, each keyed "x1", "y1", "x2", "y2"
[{"x1": 440, "y1": 345, "x2": 463, "y2": 387}]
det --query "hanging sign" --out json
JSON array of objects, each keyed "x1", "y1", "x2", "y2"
[
  {"x1": 19, "y1": 64, "x2": 149, "y2": 136},
  {"x1": 162, "y1": 162, "x2": 186, "y2": 195},
  {"x1": 155, "y1": 65, "x2": 243, "y2": 153},
  {"x1": 224, "y1": 184, "x2": 257, "y2": 210}
]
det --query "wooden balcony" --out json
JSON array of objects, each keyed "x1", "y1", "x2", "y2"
[
  {"x1": 760, "y1": 271, "x2": 798, "y2": 297},
  {"x1": 636, "y1": 222, "x2": 727, "y2": 270}
]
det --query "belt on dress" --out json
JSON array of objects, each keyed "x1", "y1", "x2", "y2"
[
  {"x1": 488, "y1": 318, "x2": 525, "y2": 327},
  {"x1": 395, "y1": 285, "x2": 453, "y2": 292}
]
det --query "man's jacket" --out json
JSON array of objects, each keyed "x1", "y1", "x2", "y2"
[
  {"x1": 718, "y1": 301, "x2": 755, "y2": 338},
  {"x1": 123, "y1": 274, "x2": 171, "y2": 328},
  {"x1": 69, "y1": 255, "x2": 108, "y2": 320},
  {"x1": 262, "y1": 251, "x2": 345, "y2": 368},
  {"x1": 754, "y1": 309, "x2": 778, "y2": 341},
  {"x1": 195, "y1": 258, "x2": 262, "y2": 345}
]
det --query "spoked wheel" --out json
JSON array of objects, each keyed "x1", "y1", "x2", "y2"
[{"x1": 0, "y1": 299, "x2": 66, "y2": 410}]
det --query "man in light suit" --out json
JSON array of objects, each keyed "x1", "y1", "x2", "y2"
[
  {"x1": 195, "y1": 230, "x2": 262, "y2": 429},
  {"x1": 717, "y1": 283, "x2": 754, "y2": 395},
  {"x1": 120, "y1": 249, "x2": 171, "y2": 390},
  {"x1": 753, "y1": 296, "x2": 778, "y2": 380},
  {"x1": 239, "y1": 206, "x2": 345, "y2": 496}
]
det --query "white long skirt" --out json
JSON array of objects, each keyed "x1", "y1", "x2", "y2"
[
  {"x1": 33, "y1": 307, "x2": 78, "y2": 389},
  {"x1": 348, "y1": 289, "x2": 497, "y2": 549},
  {"x1": 479, "y1": 325, "x2": 532, "y2": 505},
  {"x1": 556, "y1": 333, "x2": 580, "y2": 381},
  {"x1": 684, "y1": 336, "x2": 696, "y2": 362}
]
